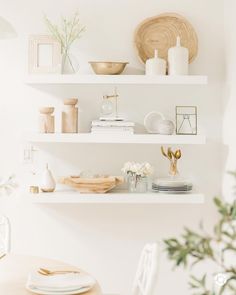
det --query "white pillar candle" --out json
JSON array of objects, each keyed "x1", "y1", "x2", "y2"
[{"x1": 145, "y1": 49, "x2": 166, "y2": 75}]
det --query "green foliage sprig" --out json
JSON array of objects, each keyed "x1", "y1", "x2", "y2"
[
  {"x1": 44, "y1": 12, "x2": 85, "y2": 54},
  {"x1": 164, "y1": 197, "x2": 236, "y2": 295}
]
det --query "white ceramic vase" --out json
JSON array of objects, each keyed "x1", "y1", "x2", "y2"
[
  {"x1": 145, "y1": 49, "x2": 166, "y2": 75},
  {"x1": 168, "y1": 36, "x2": 189, "y2": 75},
  {"x1": 40, "y1": 164, "x2": 56, "y2": 193}
]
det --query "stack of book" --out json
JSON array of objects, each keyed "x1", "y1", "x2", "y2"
[{"x1": 91, "y1": 120, "x2": 135, "y2": 134}]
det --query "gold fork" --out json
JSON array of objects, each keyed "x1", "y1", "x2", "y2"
[
  {"x1": 0, "y1": 254, "x2": 6, "y2": 260},
  {"x1": 38, "y1": 268, "x2": 80, "y2": 276}
]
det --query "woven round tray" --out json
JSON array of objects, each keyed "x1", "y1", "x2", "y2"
[{"x1": 134, "y1": 13, "x2": 198, "y2": 64}]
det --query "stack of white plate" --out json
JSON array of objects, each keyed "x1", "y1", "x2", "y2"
[
  {"x1": 152, "y1": 179, "x2": 193, "y2": 194},
  {"x1": 26, "y1": 271, "x2": 96, "y2": 295}
]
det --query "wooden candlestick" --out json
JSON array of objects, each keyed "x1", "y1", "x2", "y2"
[
  {"x1": 39, "y1": 107, "x2": 55, "y2": 133},
  {"x1": 61, "y1": 98, "x2": 78, "y2": 133}
]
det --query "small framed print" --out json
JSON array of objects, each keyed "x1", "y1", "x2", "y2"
[
  {"x1": 29, "y1": 35, "x2": 61, "y2": 74},
  {"x1": 176, "y1": 106, "x2": 197, "y2": 135}
]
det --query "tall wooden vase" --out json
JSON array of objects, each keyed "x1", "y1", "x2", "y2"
[
  {"x1": 39, "y1": 107, "x2": 55, "y2": 133},
  {"x1": 61, "y1": 99, "x2": 78, "y2": 133}
]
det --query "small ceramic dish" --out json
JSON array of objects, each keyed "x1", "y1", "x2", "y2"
[{"x1": 144, "y1": 111, "x2": 165, "y2": 133}]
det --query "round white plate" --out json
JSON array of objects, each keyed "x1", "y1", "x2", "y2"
[
  {"x1": 144, "y1": 111, "x2": 165, "y2": 133},
  {"x1": 26, "y1": 285, "x2": 91, "y2": 295},
  {"x1": 154, "y1": 178, "x2": 191, "y2": 187},
  {"x1": 156, "y1": 190, "x2": 192, "y2": 194}
]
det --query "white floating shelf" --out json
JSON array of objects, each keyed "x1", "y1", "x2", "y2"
[
  {"x1": 24, "y1": 133, "x2": 206, "y2": 145},
  {"x1": 27, "y1": 191, "x2": 205, "y2": 204},
  {"x1": 25, "y1": 74, "x2": 208, "y2": 85}
]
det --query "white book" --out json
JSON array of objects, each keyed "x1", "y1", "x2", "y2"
[
  {"x1": 91, "y1": 128, "x2": 134, "y2": 134},
  {"x1": 99, "y1": 116, "x2": 125, "y2": 121},
  {"x1": 91, "y1": 127, "x2": 134, "y2": 132},
  {"x1": 91, "y1": 131, "x2": 134, "y2": 135},
  {"x1": 92, "y1": 120, "x2": 135, "y2": 127}
]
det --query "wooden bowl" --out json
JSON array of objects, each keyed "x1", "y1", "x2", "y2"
[
  {"x1": 89, "y1": 62, "x2": 129, "y2": 75},
  {"x1": 60, "y1": 176, "x2": 124, "y2": 193}
]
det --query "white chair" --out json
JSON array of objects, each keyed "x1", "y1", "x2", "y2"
[
  {"x1": 0, "y1": 215, "x2": 10, "y2": 255},
  {"x1": 132, "y1": 243, "x2": 159, "y2": 295}
]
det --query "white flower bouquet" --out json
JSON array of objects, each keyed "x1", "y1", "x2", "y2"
[{"x1": 122, "y1": 162, "x2": 153, "y2": 177}]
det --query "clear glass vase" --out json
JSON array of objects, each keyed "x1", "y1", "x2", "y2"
[
  {"x1": 61, "y1": 50, "x2": 79, "y2": 74},
  {"x1": 169, "y1": 160, "x2": 179, "y2": 177},
  {"x1": 128, "y1": 175, "x2": 148, "y2": 193}
]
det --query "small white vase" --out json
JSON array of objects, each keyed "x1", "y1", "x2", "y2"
[
  {"x1": 168, "y1": 36, "x2": 189, "y2": 75},
  {"x1": 145, "y1": 49, "x2": 166, "y2": 75},
  {"x1": 40, "y1": 164, "x2": 56, "y2": 193}
]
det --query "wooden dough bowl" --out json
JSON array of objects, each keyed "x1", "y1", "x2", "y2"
[{"x1": 60, "y1": 176, "x2": 124, "y2": 193}]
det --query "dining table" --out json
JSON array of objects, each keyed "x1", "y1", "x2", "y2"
[{"x1": 0, "y1": 254, "x2": 102, "y2": 295}]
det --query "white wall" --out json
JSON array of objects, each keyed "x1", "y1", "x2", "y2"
[
  {"x1": 222, "y1": 0, "x2": 236, "y2": 201},
  {"x1": 0, "y1": 0, "x2": 224, "y2": 294}
]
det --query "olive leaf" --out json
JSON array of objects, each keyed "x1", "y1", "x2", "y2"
[{"x1": 164, "y1": 174, "x2": 236, "y2": 295}]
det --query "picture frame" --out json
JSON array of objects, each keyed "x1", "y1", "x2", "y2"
[
  {"x1": 175, "y1": 106, "x2": 197, "y2": 135},
  {"x1": 28, "y1": 35, "x2": 61, "y2": 74}
]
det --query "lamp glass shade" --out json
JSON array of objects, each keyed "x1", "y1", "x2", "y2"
[{"x1": 0, "y1": 16, "x2": 17, "y2": 39}]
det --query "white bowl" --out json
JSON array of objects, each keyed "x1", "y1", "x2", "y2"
[
  {"x1": 158, "y1": 119, "x2": 175, "y2": 135},
  {"x1": 144, "y1": 111, "x2": 165, "y2": 133}
]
